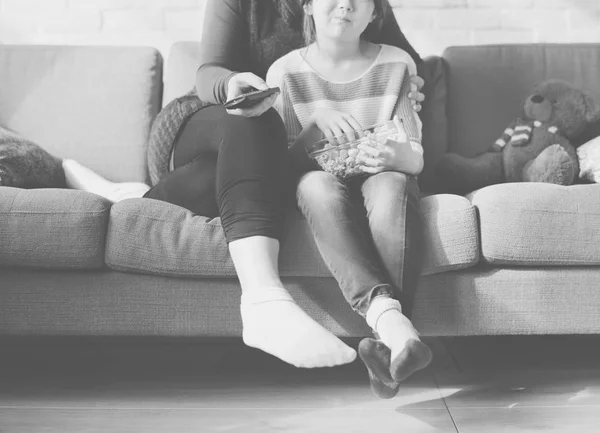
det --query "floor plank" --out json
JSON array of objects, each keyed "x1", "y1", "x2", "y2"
[
  {"x1": 451, "y1": 406, "x2": 600, "y2": 433},
  {"x1": 0, "y1": 407, "x2": 458, "y2": 433}
]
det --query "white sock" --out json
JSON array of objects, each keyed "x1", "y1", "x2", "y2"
[
  {"x1": 63, "y1": 159, "x2": 150, "y2": 202},
  {"x1": 240, "y1": 287, "x2": 357, "y2": 368},
  {"x1": 366, "y1": 296, "x2": 420, "y2": 361}
]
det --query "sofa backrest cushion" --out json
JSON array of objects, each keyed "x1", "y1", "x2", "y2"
[
  {"x1": 443, "y1": 44, "x2": 600, "y2": 157},
  {"x1": 419, "y1": 55, "x2": 448, "y2": 193},
  {"x1": 0, "y1": 45, "x2": 163, "y2": 183},
  {"x1": 163, "y1": 41, "x2": 201, "y2": 107}
]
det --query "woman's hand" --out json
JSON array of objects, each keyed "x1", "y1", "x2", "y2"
[
  {"x1": 225, "y1": 72, "x2": 278, "y2": 117},
  {"x1": 309, "y1": 108, "x2": 363, "y2": 144},
  {"x1": 409, "y1": 75, "x2": 425, "y2": 113}
]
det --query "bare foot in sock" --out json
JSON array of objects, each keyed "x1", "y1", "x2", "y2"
[
  {"x1": 240, "y1": 287, "x2": 357, "y2": 368},
  {"x1": 63, "y1": 159, "x2": 150, "y2": 202},
  {"x1": 367, "y1": 297, "x2": 432, "y2": 382}
]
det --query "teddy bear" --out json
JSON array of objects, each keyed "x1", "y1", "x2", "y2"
[{"x1": 435, "y1": 79, "x2": 600, "y2": 194}]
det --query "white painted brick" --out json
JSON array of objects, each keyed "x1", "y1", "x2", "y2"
[
  {"x1": 0, "y1": 12, "x2": 38, "y2": 37},
  {"x1": 102, "y1": 9, "x2": 164, "y2": 32},
  {"x1": 435, "y1": 9, "x2": 501, "y2": 29},
  {"x1": 68, "y1": 0, "x2": 143, "y2": 9},
  {"x1": 501, "y1": 9, "x2": 539, "y2": 30},
  {"x1": 570, "y1": 30, "x2": 600, "y2": 42},
  {"x1": 534, "y1": 0, "x2": 600, "y2": 9},
  {"x1": 147, "y1": 0, "x2": 200, "y2": 7},
  {"x1": 390, "y1": 0, "x2": 466, "y2": 8},
  {"x1": 165, "y1": 10, "x2": 204, "y2": 34},
  {"x1": 535, "y1": 29, "x2": 574, "y2": 43},
  {"x1": 567, "y1": 9, "x2": 600, "y2": 30},
  {"x1": 3, "y1": 0, "x2": 600, "y2": 61},
  {"x1": 469, "y1": 0, "x2": 534, "y2": 8},
  {"x1": 37, "y1": 10, "x2": 102, "y2": 34},
  {"x1": 394, "y1": 10, "x2": 435, "y2": 30},
  {"x1": 472, "y1": 30, "x2": 536, "y2": 45},
  {"x1": 531, "y1": 10, "x2": 568, "y2": 32},
  {"x1": 3, "y1": 0, "x2": 67, "y2": 11}
]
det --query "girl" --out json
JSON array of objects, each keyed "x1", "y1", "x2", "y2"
[{"x1": 266, "y1": 0, "x2": 432, "y2": 398}]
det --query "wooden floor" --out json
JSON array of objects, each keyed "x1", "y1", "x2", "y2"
[{"x1": 2, "y1": 335, "x2": 600, "y2": 432}]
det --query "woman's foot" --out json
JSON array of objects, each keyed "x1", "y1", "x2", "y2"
[
  {"x1": 63, "y1": 159, "x2": 150, "y2": 202},
  {"x1": 240, "y1": 287, "x2": 357, "y2": 368},
  {"x1": 358, "y1": 338, "x2": 400, "y2": 399},
  {"x1": 366, "y1": 297, "x2": 432, "y2": 382}
]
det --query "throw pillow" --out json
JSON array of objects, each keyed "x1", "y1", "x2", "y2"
[{"x1": 0, "y1": 126, "x2": 66, "y2": 188}]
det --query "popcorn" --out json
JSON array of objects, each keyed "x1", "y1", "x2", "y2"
[{"x1": 306, "y1": 119, "x2": 405, "y2": 180}]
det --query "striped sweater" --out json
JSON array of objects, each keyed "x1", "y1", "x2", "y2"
[{"x1": 266, "y1": 44, "x2": 422, "y2": 150}]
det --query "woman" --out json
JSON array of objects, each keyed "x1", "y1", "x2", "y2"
[{"x1": 63, "y1": 0, "x2": 426, "y2": 373}]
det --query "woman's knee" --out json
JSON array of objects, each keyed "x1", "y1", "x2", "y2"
[{"x1": 223, "y1": 108, "x2": 287, "y2": 152}]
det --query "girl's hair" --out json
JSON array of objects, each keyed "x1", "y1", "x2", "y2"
[{"x1": 300, "y1": 0, "x2": 389, "y2": 46}]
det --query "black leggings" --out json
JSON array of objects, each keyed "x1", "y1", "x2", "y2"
[{"x1": 144, "y1": 106, "x2": 289, "y2": 243}]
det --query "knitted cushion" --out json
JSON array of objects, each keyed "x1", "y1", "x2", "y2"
[
  {"x1": 0, "y1": 127, "x2": 65, "y2": 188},
  {"x1": 146, "y1": 90, "x2": 208, "y2": 186}
]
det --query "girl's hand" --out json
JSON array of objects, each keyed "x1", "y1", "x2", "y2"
[
  {"x1": 225, "y1": 72, "x2": 278, "y2": 117},
  {"x1": 310, "y1": 108, "x2": 363, "y2": 144},
  {"x1": 409, "y1": 75, "x2": 425, "y2": 113},
  {"x1": 357, "y1": 137, "x2": 423, "y2": 175}
]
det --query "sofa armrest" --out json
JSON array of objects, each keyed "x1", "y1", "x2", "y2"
[{"x1": 0, "y1": 187, "x2": 112, "y2": 269}]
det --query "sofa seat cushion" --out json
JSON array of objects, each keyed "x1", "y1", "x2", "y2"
[
  {"x1": 105, "y1": 198, "x2": 337, "y2": 278},
  {"x1": 469, "y1": 183, "x2": 600, "y2": 265},
  {"x1": 0, "y1": 187, "x2": 111, "y2": 269},
  {"x1": 106, "y1": 194, "x2": 479, "y2": 278}
]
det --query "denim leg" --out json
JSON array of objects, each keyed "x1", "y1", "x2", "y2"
[
  {"x1": 296, "y1": 171, "x2": 394, "y2": 316},
  {"x1": 359, "y1": 172, "x2": 424, "y2": 319}
]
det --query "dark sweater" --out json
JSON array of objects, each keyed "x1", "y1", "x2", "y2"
[{"x1": 148, "y1": 0, "x2": 422, "y2": 185}]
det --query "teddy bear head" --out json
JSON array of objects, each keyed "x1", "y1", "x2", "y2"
[{"x1": 522, "y1": 79, "x2": 600, "y2": 140}]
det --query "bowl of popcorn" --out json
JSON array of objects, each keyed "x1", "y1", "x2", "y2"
[{"x1": 306, "y1": 117, "x2": 406, "y2": 180}]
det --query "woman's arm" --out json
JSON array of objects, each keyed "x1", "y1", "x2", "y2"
[{"x1": 195, "y1": 0, "x2": 249, "y2": 104}]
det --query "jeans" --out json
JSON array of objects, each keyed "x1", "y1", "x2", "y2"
[
  {"x1": 144, "y1": 105, "x2": 289, "y2": 243},
  {"x1": 296, "y1": 171, "x2": 424, "y2": 318}
]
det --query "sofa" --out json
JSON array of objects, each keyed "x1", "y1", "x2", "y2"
[{"x1": 1, "y1": 42, "x2": 600, "y2": 338}]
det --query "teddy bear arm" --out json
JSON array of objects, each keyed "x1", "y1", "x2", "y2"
[{"x1": 436, "y1": 151, "x2": 504, "y2": 194}]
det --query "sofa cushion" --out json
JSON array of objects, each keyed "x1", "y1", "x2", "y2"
[
  {"x1": 105, "y1": 194, "x2": 479, "y2": 278},
  {"x1": 443, "y1": 44, "x2": 600, "y2": 158},
  {"x1": 468, "y1": 183, "x2": 600, "y2": 265},
  {"x1": 163, "y1": 41, "x2": 201, "y2": 107},
  {"x1": 0, "y1": 187, "x2": 111, "y2": 269},
  {"x1": 0, "y1": 45, "x2": 163, "y2": 183},
  {"x1": 420, "y1": 194, "x2": 479, "y2": 275}
]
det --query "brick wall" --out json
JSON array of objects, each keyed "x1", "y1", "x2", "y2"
[{"x1": 1, "y1": 0, "x2": 599, "y2": 59}]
